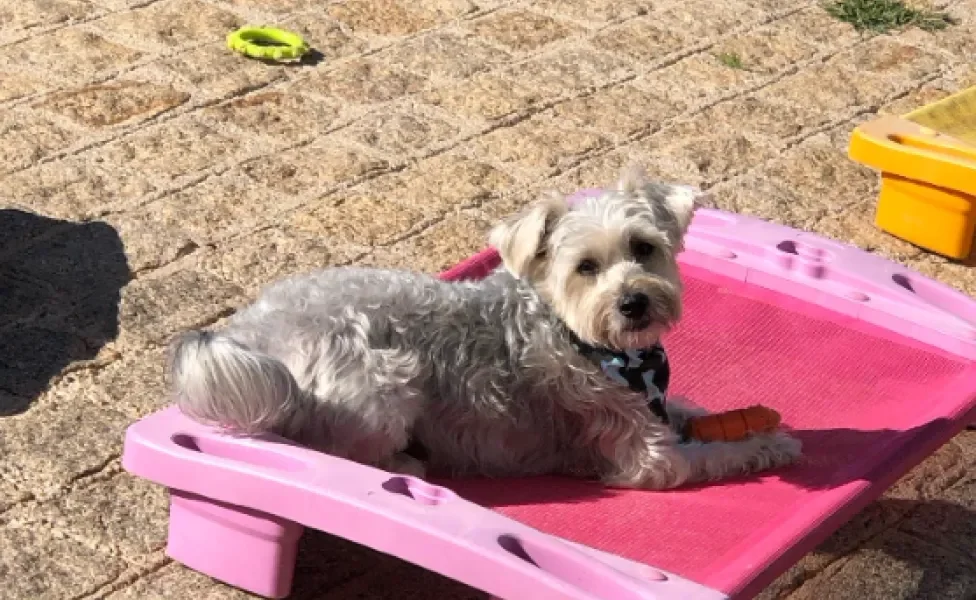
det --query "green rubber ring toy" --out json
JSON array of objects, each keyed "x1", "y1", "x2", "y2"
[{"x1": 227, "y1": 26, "x2": 309, "y2": 62}]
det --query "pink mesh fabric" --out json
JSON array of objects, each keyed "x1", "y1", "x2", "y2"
[{"x1": 439, "y1": 262, "x2": 974, "y2": 593}]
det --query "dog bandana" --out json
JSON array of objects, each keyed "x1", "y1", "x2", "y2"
[{"x1": 571, "y1": 338, "x2": 671, "y2": 425}]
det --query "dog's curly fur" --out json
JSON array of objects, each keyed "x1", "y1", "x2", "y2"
[{"x1": 169, "y1": 167, "x2": 801, "y2": 489}]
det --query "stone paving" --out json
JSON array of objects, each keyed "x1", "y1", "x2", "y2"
[{"x1": 2, "y1": 0, "x2": 976, "y2": 597}]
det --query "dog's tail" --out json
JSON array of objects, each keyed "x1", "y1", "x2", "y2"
[{"x1": 168, "y1": 330, "x2": 307, "y2": 437}]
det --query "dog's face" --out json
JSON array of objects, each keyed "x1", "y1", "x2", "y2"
[{"x1": 490, "y1": 167, "x2": 704, "y2": 351}]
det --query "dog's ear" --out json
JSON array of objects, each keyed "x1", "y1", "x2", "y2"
[
  {"x1": 617, "y1": 163, "x2": 650, "y2": 196},
  {"x1": 490, "y1": 192, "x2": 568, "y2": 278},
  {"x1": 663, "y1": 184, "x2": 708, "y2": 236},
  {"x1": 617, "y1": 164, "x2": 706, "y2": 237}
]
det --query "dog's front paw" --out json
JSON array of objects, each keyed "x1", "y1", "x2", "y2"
[{"x1": 748, "y1": 431, "x2": 802, "y2": 470}]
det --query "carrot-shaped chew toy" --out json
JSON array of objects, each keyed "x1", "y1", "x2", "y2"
[{"x1": 685, "y1": 405, "x2": 782, "y2": 443}]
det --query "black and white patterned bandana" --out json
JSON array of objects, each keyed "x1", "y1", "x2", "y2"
[{"x1": 570, "y1": 336, "x2": 671, "y2": 425}]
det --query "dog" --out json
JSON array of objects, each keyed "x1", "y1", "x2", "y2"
[{"x1": 168, "y1": 167, "x2": 801, "y2": 489}]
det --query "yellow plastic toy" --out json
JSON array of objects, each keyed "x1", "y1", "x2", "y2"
[
  {"x1": 848, "y1": 86, "x2": 976, "y2": 260},
  {"x1": 227, "y1": 26, "x2": 309, "y2": 62}
]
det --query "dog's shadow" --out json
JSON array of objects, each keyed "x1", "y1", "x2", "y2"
[
  {"x1": 0, "y1": 209, "x2": 130, "y2": 416},
  {"x1": 771, "y1": 420, "x2": 967, "y2": 491}
]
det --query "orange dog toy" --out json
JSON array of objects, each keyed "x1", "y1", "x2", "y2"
[{"x1": 685, "y1": 405, "x2": 781, "y2": 443}]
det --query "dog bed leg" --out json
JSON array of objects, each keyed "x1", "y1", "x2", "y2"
[{"x1": 167, "y1": 489, "x2": 304, "y2": 598}]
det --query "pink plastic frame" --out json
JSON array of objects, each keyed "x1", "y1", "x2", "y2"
[{"x1": 123, "y1": 192, "x2": 976, "y2": 600}]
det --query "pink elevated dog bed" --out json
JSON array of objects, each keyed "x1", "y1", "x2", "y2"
[{"x1": 122, "y1": 190, "x2": 976, "y2": 599}]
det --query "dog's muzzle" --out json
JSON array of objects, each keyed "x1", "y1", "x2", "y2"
[{"x1": 618, "y1": 288, "x2": 679, "y2": 329}]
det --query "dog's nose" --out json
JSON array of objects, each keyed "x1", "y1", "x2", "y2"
[{"x1": 618, "y1": 293, "x2": 649, "y2": 319}]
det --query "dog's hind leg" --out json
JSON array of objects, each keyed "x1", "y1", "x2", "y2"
[{"x1": 306, "y1": 344, "x2": 429, "y2": 472}]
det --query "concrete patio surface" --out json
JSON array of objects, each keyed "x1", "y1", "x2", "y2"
[{"x1": 2, "y1": 0, "x2": 976, "y2": 597}]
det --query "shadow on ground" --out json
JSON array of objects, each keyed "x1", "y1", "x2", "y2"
[
  {"x1": 290, "y1": 529, "x2": 486, "y2": 600},
  {"x1": 767, "y1": 495, "x2": 976, "y2": 600},
  {"x1": 0, "y1": 209, "x2": 130, "y2": 416}
]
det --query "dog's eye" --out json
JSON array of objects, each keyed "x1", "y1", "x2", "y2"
[
  {"x1": 631, "y1": 240, "x2": 655, "y2": 260},
  {"x1": 576, "y1": 259, "x2": 599, "y2": 276}
]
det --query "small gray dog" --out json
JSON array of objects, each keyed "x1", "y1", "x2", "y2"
[{"x1": 169, "y1": 168, "x2": 801, "y2": 489}]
